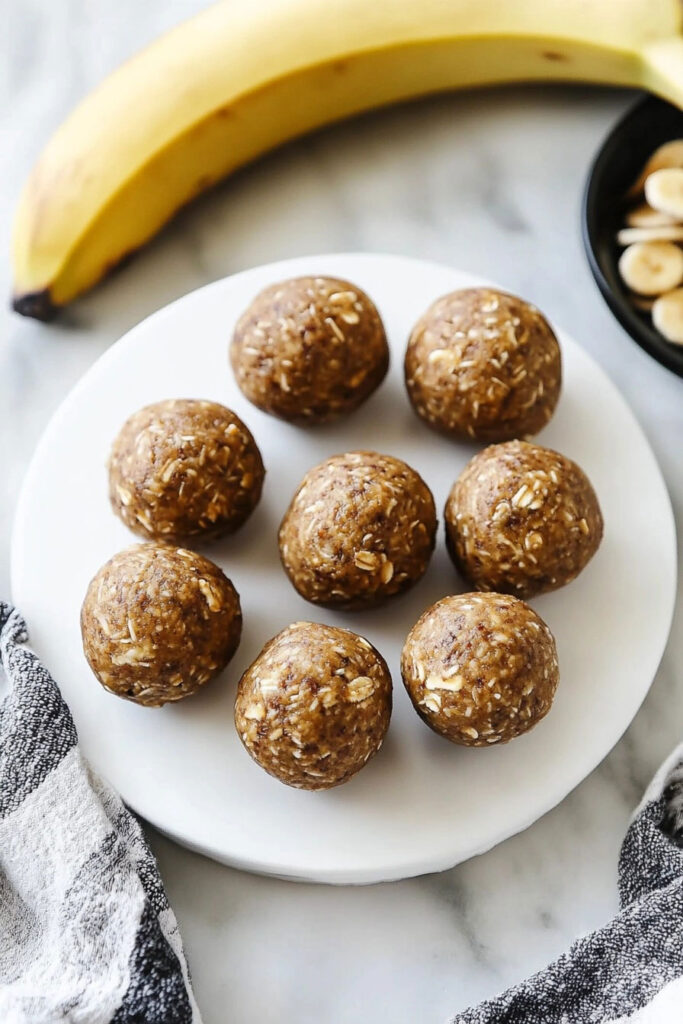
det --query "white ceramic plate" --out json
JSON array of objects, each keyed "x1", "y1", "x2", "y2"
[{"x1": 12, "y1": 254, "x2": 676, "y2": 884}]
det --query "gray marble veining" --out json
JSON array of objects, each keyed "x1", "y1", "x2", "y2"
[{"x1": 1, "y1": 3, "x2": 681, "y2": 1022}]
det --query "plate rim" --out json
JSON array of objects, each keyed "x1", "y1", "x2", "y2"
[{"x1": 11, "y1": 251, "x2": 678, "y2": 884}]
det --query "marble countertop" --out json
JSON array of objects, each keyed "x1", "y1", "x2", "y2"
[{"x1": 1, "y1": 3, "x2": 681, "y2": 1022}]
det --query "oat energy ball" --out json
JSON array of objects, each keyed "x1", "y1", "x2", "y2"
[
  {"x1": 235, "y1": 621, "x2": 392, "y2": 790},
  {"x1": 279, "y1": 451, "x2": 437, "y2": 609},
  {"x1": 401, "y1": 593, "x2": 559, "y2": 746},
  {"x1": 230, "y1": 276, "x2": 389, "y2": 424},
  {"x1": 81, "y1": 543, "x2": 242, "y2": 707},
  {"x1": 405, "y1": 288, "x2": 561, "y2": 441},
  {"x1": 445, "y1": 440, "x2": 603, "y2": 598},
  {"x1": 108, "y1": 399, "x2": 264, "y2": 543}
]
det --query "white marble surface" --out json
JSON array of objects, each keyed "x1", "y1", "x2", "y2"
[{"x1": 1, "y1": 4, "x2": 681, "y2": 1022}]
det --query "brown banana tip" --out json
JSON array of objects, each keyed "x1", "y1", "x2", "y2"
[{"x1": 11, "y1": 289, "x2": 58, "y2": 321}]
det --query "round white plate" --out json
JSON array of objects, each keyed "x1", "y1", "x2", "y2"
[{"x1": 12, "y1": 253, "x2": 676, "y2": 884}]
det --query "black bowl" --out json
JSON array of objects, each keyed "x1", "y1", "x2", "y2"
[{"x1": 583, "y1": 95, "x2": 683, "y2": 378}]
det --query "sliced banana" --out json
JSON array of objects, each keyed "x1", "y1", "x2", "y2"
[
  {"x1": 644, "y1": 167, "x2": 683, "y2": 219},
  {"x1": 617, "y1": 226, "x2": 683, "y2": 245},
  {"x1": 630, "y1": 294, "x2": 655, "y2": 312},
  {"x1": 652, "y1": 287, "x2": 683, "y2": 345},
  {"x1": 625, "y1": 203, "x2": 680, "y2": 229},
  {"x1": 626, "y1": 139, "x2": 683, "y2": 198},
  {"x1": 618, "y1": 241, "x2": 683, "y2": 296}
]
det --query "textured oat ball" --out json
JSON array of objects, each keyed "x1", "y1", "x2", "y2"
[
  {"x1": 445, "y1": 440, "x2": 603, "y2": 598},
  {"x1": 401, "y1": 593, "x2": 559, "y2": 746},
  {"x1": 230, "y1": 276, "x2": 389, "y2": 424},
  {"x1": 108, "y1": 399, "x2": 264, "y2": 543},
  {"x1": 279, "y1": 451, "x2": 437, "y2": 609},
  {"x1": 81, "y1": 543, "x2": 242, "y2": 707},
  {"x1": 404, "y1": 288, "x2": 561, "y2": 441},
  {"x1": 235, "y1": 621, "x2": 392, "y2": 790}
]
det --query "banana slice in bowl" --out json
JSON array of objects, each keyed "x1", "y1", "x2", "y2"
[
  {"x1": 625, "y1": 202, "x2": 681, "y2": 229},
  {"x1": 653, "y1": 287, "x2": 683, "y2": 345},
  {"x1": 625, "y1": 139, "x2": 683, "y2": 199},
  {"x1": 645, "y1": 167, "x2": 683, "y2": 219},
  {"x1": 618, "y1": 241, "x2": 683, "y2": 295},
  {"x1": 583, "y1": 94, "x2": 683, "y2": 378}
]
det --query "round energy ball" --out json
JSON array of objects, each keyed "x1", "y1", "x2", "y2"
[
  {"x1": 404, "y1": 288, "x2": 561, "y2": 441},
  {"x1": 445, "y1": 440, "x2": 603, "y2": 598},
  {"x1": 230, "y1": 276, "x2": 389, "y2": 424},
  {"x1": 81, "y1": 543, "x2": 242, "y2": 707},
  {"x1": 401, "y1": 592, "x2": 559, "y2": 746},
  {"x1": 108, "y1": 399, "x2": 264, "y2": 543},
  {"x1": 279, "y1": 451, "x2": 437, "y2": 609},
  {"x1": 234, "y1": 621, "x2": 392, "y2": 790}
]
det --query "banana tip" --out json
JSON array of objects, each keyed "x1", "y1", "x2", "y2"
[{"x1": 12, "y1": 289, "x2": 58, "y2": 321}]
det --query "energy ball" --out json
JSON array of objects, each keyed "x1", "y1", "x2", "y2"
[
  {"x1": 108, "y1": 399, "x2": 264, "y2": 543},
  {"x1": 279, "y1": 451, "x2": 437, "y2": 609},
  {"x1": 401, "y1": 592, "x2": 559, "y2": 746},
  {"x1": 230, "y1": 276, "x2": 389, "y2": 424},
  {"x1": 445, "y1": 440, "x2": 603, "y2": 598},
  {"x1": 235, "y1": 621, "x2": 392, "y2": 790},
  {"x1": 404, "y1": 288, "x2": 561, "y2": 441},
  {"x1": 81, "y1": 543, "x2": 242, "y2": 707}
]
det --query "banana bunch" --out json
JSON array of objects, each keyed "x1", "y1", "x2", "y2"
[{"x1": 11, "y1": 0, "x2": 683, "y2": 319}]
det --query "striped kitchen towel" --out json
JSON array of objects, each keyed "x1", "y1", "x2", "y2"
[
  {"x1": 0, "y1": 601, "x2": 201, "y2": 1024},
  {"x1": 452, "y1": 749, "x2": 683, "y2": 1021}
]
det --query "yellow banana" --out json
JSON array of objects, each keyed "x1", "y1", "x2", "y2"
[{"x1": 11, "y1": 0, "x2": 683, "y2": 319}]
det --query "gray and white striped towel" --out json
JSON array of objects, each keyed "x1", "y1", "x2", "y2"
[
  {"x1": 0, "y1": 601, "x2": 201, "y2": 1023},
  {"x1": 1, "y1": 598, "x2": 682, "y2": 1023},
  {"x1": 452, "y1": 743, "x2": 683, "y2": 1023}
]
